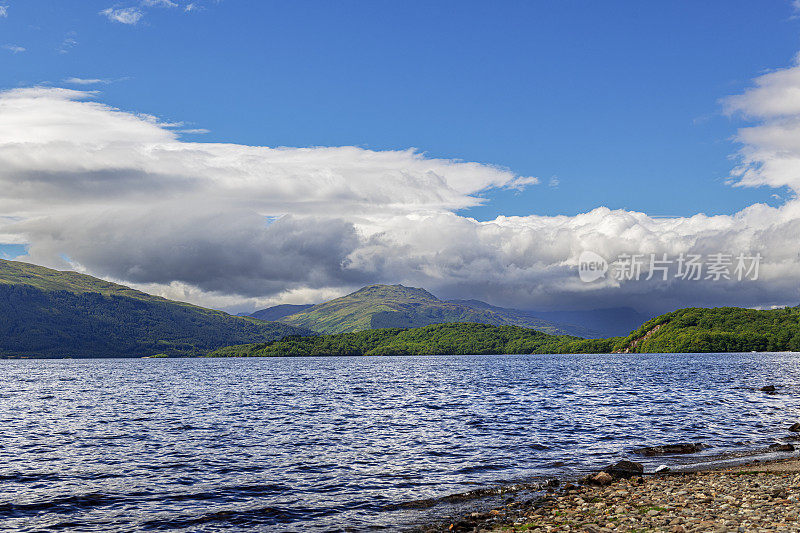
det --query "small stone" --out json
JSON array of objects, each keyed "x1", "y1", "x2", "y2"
[
  {"x1": 772, "y1": 488, "x2": 788, "y2": 498},
  {"x1": 655, "y1": 465, "x2": 671, "y2": 474},
  {"x1": 760, "y1": 385, "x2": 776, "y2": 392},
  {"x1": 768, "y1": 443, "x2": 795, "y2": 452}
]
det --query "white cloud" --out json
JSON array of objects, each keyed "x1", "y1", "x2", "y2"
[
  {"x1": 63, "y1": 77, "x2": 110, "y2": 85},
  {"x1": 0, "y1": 5, "x2": 7, "y2": 17},
  {"x1": 723, "y1": 58, "x2": 800, "y2": 193},
  {"x1": 100, "y1": 0, "x2": 181, "y2": 25},
  {"x1": 184, "y1": 3, "x2": 198, "y2": 12},
  {"x1": 0, "y1": 87, "x2": 536, "y2": 308},
  {"x1": 503, "y1": 175, "x2": 540, "y2": 191},
  {"x1": 3, "y1": 44, "x2": 25, "y2": 53},
  {"x1": 177, "y1": 128, "x2": 210, "y2": 134},
  {"x1": 58, "y1": 33, "x2": 78, "y2": 54},
  {"x1": 0, "y1": 88, "x2": 523, "y2": 213},
  {"x1": 100, "y1": 7, "x2": 144, "y2": 25},
  {"x1": 2, "y1": 58, "x2": 800, "y2": 315}
]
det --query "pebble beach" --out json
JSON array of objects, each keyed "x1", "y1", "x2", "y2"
[{"x1": 425, "y1": 459, "x2": 800, "y2": 532}]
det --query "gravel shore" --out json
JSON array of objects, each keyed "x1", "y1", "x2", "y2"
[{"x1": 425, "y1": 459, "x2": 800, "y2": 532}]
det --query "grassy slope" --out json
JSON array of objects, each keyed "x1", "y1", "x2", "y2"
[
  {"x1": 279, "y1": 284, "x2": 590, "y2": 336},
  {"x1": 0, "y1": 260, "x2": 166, "y2": 301},
  {"x1": 0, "y1": 259, "x2": 308, "y2": 358}
]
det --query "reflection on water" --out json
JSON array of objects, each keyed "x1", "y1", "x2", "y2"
[{"x1": 0, "y1": 353, "x2": 798, "y2": 531}]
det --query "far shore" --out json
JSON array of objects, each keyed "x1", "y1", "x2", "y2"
[{"x1": 420, "y1": 457, "x2": 800, "y2": 532}]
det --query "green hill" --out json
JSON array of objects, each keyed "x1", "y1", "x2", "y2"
[
  {"x1": 274, "y1": 284, "x2": 595, "y2": 336},
  {"x1": 214, "y1": 306, "x2": 800, "y2": 357},
  {"x1": 210, "y1": 322, "x2": 597, "y2": 357},
  {"x1": 0, "y1": 259, "x2": 309, "y2": 358},
  {"x1": 612, "y1": 306, "x2": 800, "y2": 353}
]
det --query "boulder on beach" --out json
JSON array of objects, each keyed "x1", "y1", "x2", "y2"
[
  {"x1": 654, "y1": 465, "x2": 671, "y2": 474},
  {"x1": 633, "y1": 442, "x2": 708, "y2": 456},
  {"x1": 761, "y1": 385, "x2": 777, "y2": 393},
  {"x1": 603, "y1": 460, "x2": 644, "y2": 479},
  {"x1": 583, "y1": 471, "x2": 614, "y2": 486},
  {"x1": 768, "y1": 443, "x2": 795, "y2": 452},
  {"x1": 789, "y1": 423, "x2": 800, "y2": 432}
]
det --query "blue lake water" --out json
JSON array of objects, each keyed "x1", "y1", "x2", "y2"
[{"x1": 1, "y1": 353, "x2": 799, "y2": 532}]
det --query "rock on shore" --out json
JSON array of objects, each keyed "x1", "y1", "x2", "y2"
[
  {"x1": 426, "y1": 469, "x2": 800, "y2": 532},
  {"x1": 633, "y1": 443, "x2": 708, "y2": 456}
]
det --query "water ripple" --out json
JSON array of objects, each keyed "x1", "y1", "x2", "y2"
[{"x1": 1, "y1": 353, "x2": 799, "y2": 531}]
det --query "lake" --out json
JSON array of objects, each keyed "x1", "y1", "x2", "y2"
[{"x1": 1, "y1": 353, "x2": 798, "y2": 532}]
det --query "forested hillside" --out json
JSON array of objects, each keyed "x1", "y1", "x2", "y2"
[
  {"x1": 212, "y1": 307, "x2": 800, "y2": 357},
  {"x1": 209, "y1": 322, "x2": 612, "y2": 357},
  {"x1": 0, "y1": 259, "x2": 308, "y2": 358},
  {"x1": 614, "y1": 306, "x2": 800, "y2": 353}
]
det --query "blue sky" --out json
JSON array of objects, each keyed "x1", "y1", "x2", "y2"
[
  {"x1": 3, "y1": 0, "x2": 798, "y2": 219},
  {"x1": 3, "y1": 1, "x2": 800, "y2": 312}
]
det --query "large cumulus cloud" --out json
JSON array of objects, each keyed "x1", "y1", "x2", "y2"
[{"x1": 2, "y1": 66, "x2": 800, "y2": 313}]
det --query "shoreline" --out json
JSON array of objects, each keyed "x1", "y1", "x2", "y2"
[{"x1": 418, "y1": 456, "x2": 800, "y2": 532}]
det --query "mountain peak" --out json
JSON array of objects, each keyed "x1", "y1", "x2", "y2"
[
  {"x1": 279, "y1": 282, "x2": 591, "y2": 336},
  {"x1": 349, "y1": 284, "x2": 439, "y2": 301}
]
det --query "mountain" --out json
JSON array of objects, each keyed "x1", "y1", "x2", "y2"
[
  {"x1": 275, "y1": 284, "x2": 597, "y2": 336},
  {"x1": 525, "y1": 307, "x2": 654, "y2": 338},
  {"x1": 613, "y1": 306, "x2": 800, "y2": 353},
  {"x1": 250, "y1": 304, "x2": 314, "y2": 322},
  {"x1": 0, "y1": 259, "x2": 309, "y2": 358}
]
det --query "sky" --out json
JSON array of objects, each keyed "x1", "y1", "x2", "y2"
[{"x1": 2, "y1": 0, "x2": 800, "y2": 314}]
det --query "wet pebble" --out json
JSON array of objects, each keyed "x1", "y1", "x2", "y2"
[{"x1": 427, "y1": 470, "x2": 800, "y2": 532}]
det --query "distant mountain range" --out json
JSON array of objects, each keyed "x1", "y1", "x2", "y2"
[
  {"x1": 2, "y1": 259, "x2": 796, "y2": 358},
  {"x1": 249, "y1": 284, "x2": 602, "y2": 337},
  {"x1": 0, "y1": 259, "x2": 308, "y2": 358}
]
